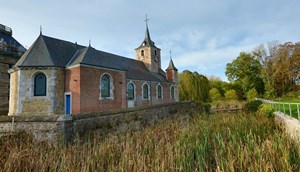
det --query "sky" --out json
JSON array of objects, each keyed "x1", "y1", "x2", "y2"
[{"x1": 2, "y1": 0, "x2": 300, "y2": 81}]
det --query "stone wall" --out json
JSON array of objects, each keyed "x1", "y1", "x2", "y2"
[
  {"x1": 8, "y1": 67, "x2": 65, "y2": 116},
  {"x1": 274, "y1": 112, "x2": 300, "y2": 142},
  {"x1": 0, "y1": 102, "x2": 197, "y2": 142}
]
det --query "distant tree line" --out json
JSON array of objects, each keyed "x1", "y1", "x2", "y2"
[
  {"x1": 178, "y1": 41, "x2": 300, "y2": 103},
  {"x1": 225, "y1": 41, "x2": 300, "y2": 98}
]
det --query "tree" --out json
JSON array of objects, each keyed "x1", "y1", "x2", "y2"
[
  {"x1": 255, "y1": 42, "x2": 300, "y2": 96},
  {"x1": 246, "y1": 88, "x2": 258, "y2": 101},
  {"x1": 179, "y1": 70, "x2": 210, "y2": 102},
  {"x1": 209, "y1": 88, "x2": 222, "y2": 101},
  {"x1": 224, "y1": 89, "x2": 238, "y2": 100},
  {"x1": 225, "y1": 52, "x2": 264, "y2": 96}
]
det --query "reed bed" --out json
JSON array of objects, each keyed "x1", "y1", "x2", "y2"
[{"x1": 0, "y1": 112, "x2": 299, "y2": 171}]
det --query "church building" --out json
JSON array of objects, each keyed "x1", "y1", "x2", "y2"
[{"x1": 8, "y1": 23, "x2": 179, "y2": 116}]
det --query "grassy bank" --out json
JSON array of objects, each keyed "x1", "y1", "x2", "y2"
[
  {"x1": 1, "y1": 112, "x2": 299, "y2": 171},
  {"x1": 274, "y1": 99, "x2": 300, "y2": 119}
]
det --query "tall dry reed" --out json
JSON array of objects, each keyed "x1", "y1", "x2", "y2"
[{"x1": 0, "y1": 112, "x2": 299, "y2": 171}]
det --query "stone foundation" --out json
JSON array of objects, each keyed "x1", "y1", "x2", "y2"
[
  {"x1": 0, "y1": 102, "x2": 198, "y2": 142},
  {"x1": 274, "y1": 112, "x2": 300, "y2": 143}
]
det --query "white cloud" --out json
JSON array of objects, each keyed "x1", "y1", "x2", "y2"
[{"x1": 1, "y1": 0, "x2": 300, "y2": 81}]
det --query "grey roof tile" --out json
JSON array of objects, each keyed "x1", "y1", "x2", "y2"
[{"x1": 16, "y1": 34, "x2": 169, "y2": 82}]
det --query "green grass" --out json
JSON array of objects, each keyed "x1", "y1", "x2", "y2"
[
  {"x1": 274, "y1": 99, "x2": 300, "y2": 119},
  {"x1": 0, "y1": 112, "x2": 299, "y2": 171}
]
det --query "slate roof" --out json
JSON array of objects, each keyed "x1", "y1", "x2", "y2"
[
  {"x1": 136, "y1": 26, "x2": 160, "y2": 50},
  {"x1": 15, "y1": 34, "x2": 170, "y2": 82},
  {"x1": 166, "y1": 58, "x2": 178, "y2": 71},
  {"x1": 16, "y1": 35, "x2": 83, "y2": 67}
]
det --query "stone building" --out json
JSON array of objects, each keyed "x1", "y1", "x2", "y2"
[
  {"x1": 0, "y1": 24, "x2": 26, "y2": 115},
  {"x1": 8, "y1": 24, "x2": 178, "y2": 116}
]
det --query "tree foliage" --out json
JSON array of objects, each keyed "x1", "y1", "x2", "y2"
[
  {"x1": 225, "y1": 52, "x2": 264, "y2": 96},
  {"x1": 253, "y1": 42, "x2": 300, "y2": 97},
  {"x1": 224, "y1": 89, "x2": 238, "y2": 100},
  {"x1": 179, "y1": 70, "x2": 210, "y2": 102},
  {"x1": 246, "y1": 88, "x2": 258, "y2": 101},
  {"x1": 209, "y1": 88, "x2": 222, "y2": 101}
]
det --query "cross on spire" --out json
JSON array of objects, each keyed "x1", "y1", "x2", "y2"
[
  {"x1": 170, "y1": 50, "x2": 172, "y2": 60},
  {"x1": 144, "y1": 14, "x2": 149, "y2": 27}
]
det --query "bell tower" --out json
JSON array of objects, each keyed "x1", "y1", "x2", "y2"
[{"x1": 135, "y1": 15, "x2": 161, "y2": 73}]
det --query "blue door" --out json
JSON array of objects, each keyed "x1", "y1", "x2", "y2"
[{"x1": 66, "y1": 95, "x2": 71, "y2": 115}]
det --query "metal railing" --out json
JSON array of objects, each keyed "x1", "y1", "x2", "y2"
[{"x1": 256, "y1": 98, "x2": 300, "y2": 120}]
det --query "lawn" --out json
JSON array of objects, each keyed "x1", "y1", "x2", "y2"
[
  {"x1": 274, "y1": 99, "x2": 300, "y2": 119},
  {"x1": 1, "y1": 112, "x2": 299, "y2": 171}
]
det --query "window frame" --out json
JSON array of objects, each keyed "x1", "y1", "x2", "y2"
[
  {"x1": 100, "y1": 73, "x2": 114, "y2": 100},
  {"x1": 142, "y1": 83, "x2": 150, "y2": 100},
  {"x1": 34, "y1": 73, "x2": 47, "y2": 96},
  {"x1": 170, "y1": 85, "x2": 175, "y2": 100},
  {"x1": 157, "y1": 84, "x2": 163, "y2": 99},
  {"x1": 127, "y1": 82, "x2": 135, "y2": 100}
]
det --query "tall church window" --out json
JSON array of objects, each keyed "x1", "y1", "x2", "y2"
[
  {"x1": 170, "y1": 86, "x2": 175, "y2": 100},
  {"x1": 154, "y1": 50, "x2": 157, "y2": 56},
  {"x1": 34, "y1": 73, "x2": 47, "y2": 96},
  {"x1": 101, "y1": 74, "x2": 111, "y2": 98},
  {"x1": 157, "y1": 84, "x2": 162, "y2": 99},
  {"x1": 143, "y1": 83, "x2": 149, "y2": 99},
  {"x1": 141, "y1": 50, "x2": 144, "y2": 56},
  {"x1": 127, "y1": 83, "x2": 134, "y2": 100}
]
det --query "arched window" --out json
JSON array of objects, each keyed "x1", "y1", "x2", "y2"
[
  {"x1": 141, "y1": 50, "x2": 144, "y2": 56},
  {"x1": 34, "y1": 73, "x2": 47, "y2": 96},
  {"x1": 157, "y1": 84, "x2": 162, "y2": 99},
  {"x1": 170, "y1": 86, "x2": 175, "y2": 100},
  {"x1": 127, "y1": 83, "x2": 134, "y2": 100},
  {"x1": 143, "y1": 84, "x2": 149, "y2": 99},
  {"x1": 154, "y1": 50, "x2": 157, "y2": 56},
  {"x1": 101, "y1": 74, "x2": 111, "y2": 98}
]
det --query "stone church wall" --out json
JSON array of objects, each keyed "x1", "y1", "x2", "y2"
[
  {"x1": 8, "y1": 68, "x2": 65, "y2": 116},
  {"x1": 0, "y1": 102, "x2": 198, "y2": 142}
]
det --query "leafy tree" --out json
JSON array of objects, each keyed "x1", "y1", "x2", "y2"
[
  {"x1": 209, "y1": 88, "x2": 222, "y2": 101},
  {"x1": 226, "y1": 52, "x2": 264, "y2": 96},
  {"x1": 179, "y1": 70, "x2": 210, "y2": 102},
  {"x1": 208, "y1": 77, "x2": 225, "y2": 96},
  {"x1": 246, "y1": 88, "x2": 258, "y2": 101},
  {"x1": 253, "y1": 42, "x2": 300, "y2": 97},
  {"x1": 224, "y1": 89, "x2": 238, "y2": 100}
]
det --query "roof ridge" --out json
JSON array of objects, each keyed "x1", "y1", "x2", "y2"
[{"x1": 40, "y1": 35, "x2": 54, "y2": 66}]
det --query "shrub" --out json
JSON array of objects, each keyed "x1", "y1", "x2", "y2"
[
  {"x1": 258, "y1": 104, "x2": 275, "y2": 118},
  {"x1": 246, "y1": 100, "x2": 262, "y2": 112},
  {"x1": 209, "y1": 88, "x2": 222, "y2": 101},
  {"x1": 225, "y1": 89, "x2": 238, "y2": 100},
  {"x1": 246, "y1": 88, "x2": 258, "y2": 101}
]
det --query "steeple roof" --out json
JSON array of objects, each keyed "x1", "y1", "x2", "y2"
[
  {"x1": 136, "y1": 25, "x2": 159, "y2": 49},
  {"x1": 166, "y1": 58, "x2": 178, "y2": 71}
]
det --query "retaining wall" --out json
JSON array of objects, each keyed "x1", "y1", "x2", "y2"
[
  {"x1": 0, "y1": 102, "x2": 197, "y2": 142},
  {"x1": 274, "y1": 111, "x2": 300, "y2": 142}
]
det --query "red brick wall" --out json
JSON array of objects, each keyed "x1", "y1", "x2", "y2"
[
  {"x1": 66, "y1": 65, "x2": 176, "y2": 114},
  {"x1": 166, "y1": 70, "x2": 174, "y2": 81},
  {"x1": 126, "y1": 80, "x2": 175, "y2": 108},
  {"x1": 79, "y1": 66, "x2": 126, "y2": 113},
  {"x1": 65, "y1": 67, "x2": 81, "y2": 114}
]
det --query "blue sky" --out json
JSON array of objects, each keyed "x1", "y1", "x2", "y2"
[{"x1": 2, "y1": 0, "x2": 300, "y2": 81}]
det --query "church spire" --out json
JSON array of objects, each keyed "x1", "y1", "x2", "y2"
[
  {"x1": 144, "y1": 14, "x2": 152, "y2": 44},
  {"x1": 137, "y1": 14, "x2": 156, "y2": 48},
  {"x1": 166, "y1": 50, "x2": 178, "y2": 71}
]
